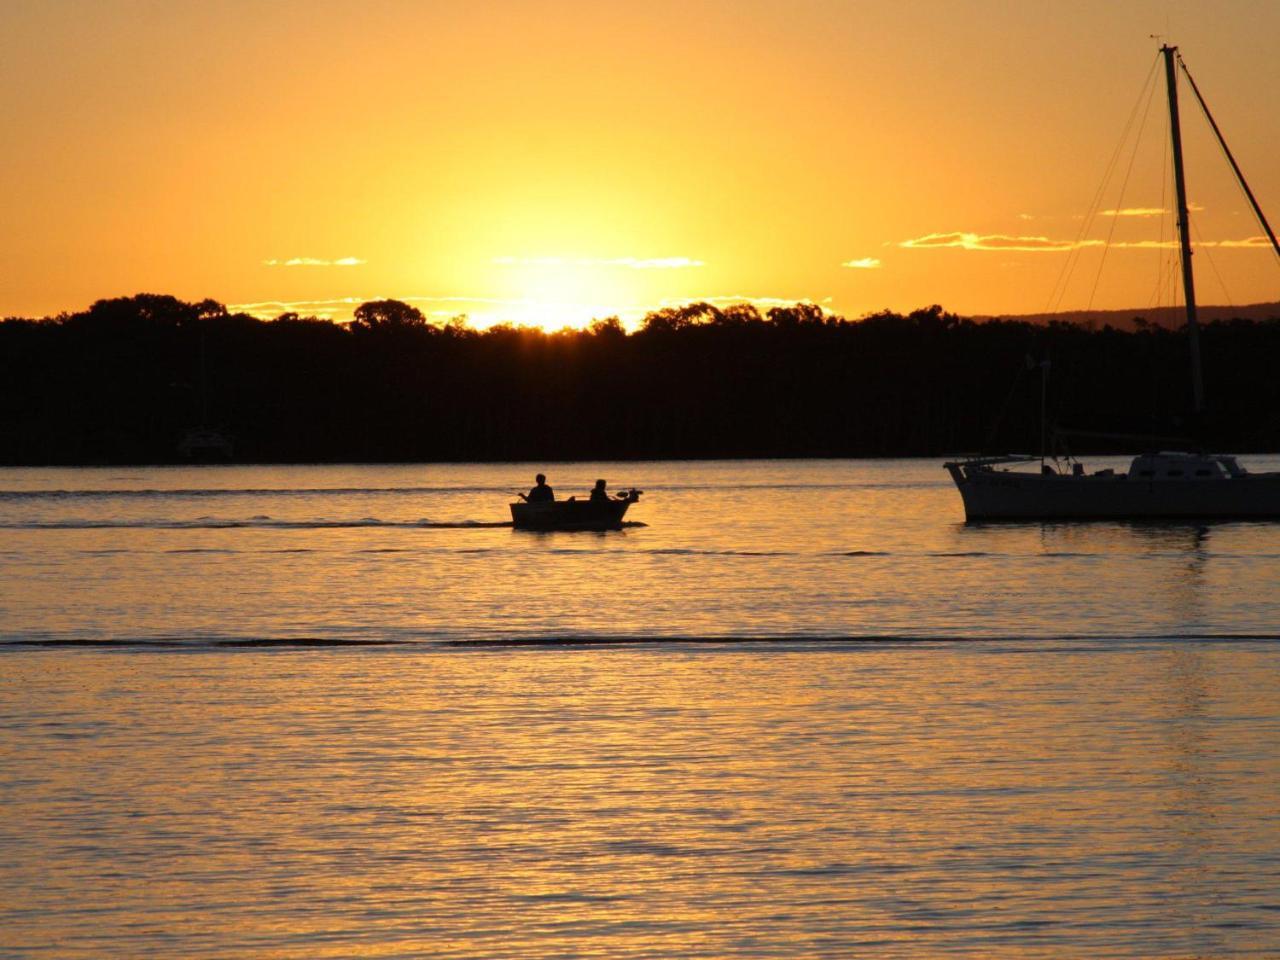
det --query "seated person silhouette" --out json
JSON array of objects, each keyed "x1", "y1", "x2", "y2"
[
  {"x1": 521, "y1": 473, "x2": 554, "y2": 503},
  {"x1": 589, "y1": 479, "x2": 610, "y2": 502}
]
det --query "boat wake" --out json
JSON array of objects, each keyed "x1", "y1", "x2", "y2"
[
  {"x1": 0, "y1": 486, "x2": 517, "y2": 500},
  {"x1": 0, "y1": 518, "x2": 515, "y2": 530},
  {"x1": 5, "y1": 633, "x2": 1278, "y2": 650}
]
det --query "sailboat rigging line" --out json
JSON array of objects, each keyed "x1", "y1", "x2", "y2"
[
  {"x1": 1177, "y1": 52, "x2": 1280, "y2": 263},
  {"x1": 1146, "y1": 106, "x2": 1174, "y2": 314},
  {"x1": 1046, "y1": 54, "x2": 1161, "y2": 314},
  {"x1": 1163, "y1": 140, "x2": 1184, "y2": 322},
  {"x1": 1191, "y1": 214, "x2": 1236, "y2": 309},
  {"x1": 1085, "y1": 70, "x2": 1161, "y2": 313},
  {"x1": 980, "y1": 362, "x2": 1030, "y2": 455},
  {"x1": 1160, "y1": 107, "x2": 1177, "y2": 315}
]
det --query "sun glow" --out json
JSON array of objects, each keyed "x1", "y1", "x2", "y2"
[
  {"x1": 476, "y1": 296, "x2": 615, "y2": 332},
  {"x1": 476, "y1": 255, "x2": 696, "y2": 331}
]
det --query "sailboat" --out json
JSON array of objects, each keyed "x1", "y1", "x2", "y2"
[{"x1": 946, "y1": 45, "x2": 1280, "y2": 521}]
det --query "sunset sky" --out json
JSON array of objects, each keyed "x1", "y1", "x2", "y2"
[{"x1": 3, "y1": 0, "x2": 1279, "y2": 329}]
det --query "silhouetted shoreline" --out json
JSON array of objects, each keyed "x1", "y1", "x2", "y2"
[{"x1": 4, "y1": 294, "x2": 1279, "y2": 466}]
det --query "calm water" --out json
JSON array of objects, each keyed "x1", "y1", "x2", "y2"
[
  {"x1": 5, "y1": 458, "x2": 1280, "y2": 643},
  {"x1": 3, "y1": 459, "x2": 1279, "y2": 957}
]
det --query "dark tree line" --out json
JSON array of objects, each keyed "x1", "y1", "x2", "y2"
[{"x1": 2, "y1": 293, "x2": 1279, "y2": 465}]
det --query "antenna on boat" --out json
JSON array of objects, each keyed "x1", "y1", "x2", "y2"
[{"x1": 1161, "y1": 43, "x2": 1204, "y2": 417}]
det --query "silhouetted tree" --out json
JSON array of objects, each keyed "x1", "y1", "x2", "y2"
[
  {"x1": 589, "y1": 316, "x2": 626, "y2": 338},
  {"x1": 767, "y1": 303, "x2": 825, "y2": 327},
  {"x1": 2, "y1": 293, "x2": 1279, "y2": 464},
  {"x1": 351, "y1": 299, "x2": 428, "y2": 331}
]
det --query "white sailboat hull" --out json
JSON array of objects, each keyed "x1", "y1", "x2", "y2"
[{"x1": 947, "y1": 461, "x2": 1280, "y2": 521}]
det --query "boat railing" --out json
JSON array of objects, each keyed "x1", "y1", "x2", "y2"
[{"x1": 943, "y1": 454, "x2": 1039, "y2": 469}]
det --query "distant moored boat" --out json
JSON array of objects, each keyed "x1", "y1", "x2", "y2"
[
  {"x1": 946, "y1": 452, "x2": 1280, "y2": 521},
  {"x1": 177, "y1": 428, "x2": 234, "y2": 462}
]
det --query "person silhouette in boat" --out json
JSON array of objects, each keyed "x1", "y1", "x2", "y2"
[
  {"x1": 586, "y1": 479, "x2": 640, "y2": 503},
  {"x1": 520, "y1": 473, "x2": 554, "y2": 503}
]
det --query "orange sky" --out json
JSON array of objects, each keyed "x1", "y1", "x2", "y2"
[{"x1": 2, "y1": 0, "x2": 1278, "y2": 329}]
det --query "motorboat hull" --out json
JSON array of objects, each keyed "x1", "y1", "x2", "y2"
[{"x1": 510, "y1": 498, "x2": 636, "y2": 531}]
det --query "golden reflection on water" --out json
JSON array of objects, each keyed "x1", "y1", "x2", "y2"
[
  {"x1": 3, "y1": 641, "x2": 1278, "y2": 958},
  {"x1": 5, "y1": 460, "x2": 1280, "y2": 642}
]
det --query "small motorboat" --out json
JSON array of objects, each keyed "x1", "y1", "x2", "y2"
[{"x1": 510, "y1": 489, "x2": 642, "y2": 531}]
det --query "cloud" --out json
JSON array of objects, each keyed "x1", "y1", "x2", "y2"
[
  {"x1": 1105, "y1": 236, "x2": 1273, "y2": 249},
  {"x1": 896, "y1": 231, "x2": 1273, "y2": 254},
  {"x1": 1098, "y1": 203, "x2": 1204, "y2": 216},
  {"x1": 899, "y1": 232, "x2": 1103, "y2": 252},
  {"x1": 1100, "y1": 207, "x2": 1167, "y2": 217},
  {"x1": 1214, "y1": 236, "x2": 1272, "y2": 248},
  {"x1": 492, "y1": 256, "x2": 704, "y2": 269},
  {"x1": 667, "y1": 295, "x2": 834, "y2": 312},
  {"x1": 263, "y1": 257, "x2": 367, "y2": 267},
  {"x1": 231, "y1": 297, "x2": 366, "y2": 313},
  {"x1": 841, "y1": 257, "x2": 882, "y2": 269},
  {"x1": 234, "y1": 295, "x2": 530, "y2": 313}
]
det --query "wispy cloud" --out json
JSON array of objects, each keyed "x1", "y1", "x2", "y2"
[
  {"x1": 232, "y1": 295, "x2": 526, "y2": 316},
  {"x1": 898, "y1": 230, "x2": 1271, "y2": 253},
  {"x1": 841, "y1": 257, "x2": 882, "y2": 269},
  {"x1": 263, "y1": 257, "x2": 367, "y2": 267},
  {"x1": 899, "y1": 232, "x2": 1103, "y2": 252},
  {"x1": 1099, "y1": 203, "x2": 1207, "y2": 216},
  {"x1": 668, "y1": 295, "x2": 832, "y2": 307},
  {"x1": 1100, "y1": 207, "x2": 1167, "y2": 218},
  {"x1": 1214, "y1": 236, "x2": 1273, "y2": 248},
  {"x1": 492, "y1": 256, "x2": 704, "y2": 269},
  {"x1": 1096, "y1": 236, "x2": 1272, "y2": 250},
  {"x1": 231, "y1": 297, "x2": 367, "y2": 315}
]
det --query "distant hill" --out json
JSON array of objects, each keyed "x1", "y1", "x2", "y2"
[{"x1": 977, "y1": 301, "x2": 1280, "y2": 331}]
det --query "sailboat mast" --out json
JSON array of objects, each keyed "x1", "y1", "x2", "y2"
[{"x1": 1162, "y1": 43, "x2": 1204, "y2": 416}]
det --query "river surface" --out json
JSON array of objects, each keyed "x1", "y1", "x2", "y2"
[{"x1": 2, "y1": 459, "x2": 1278, "y2": 957}]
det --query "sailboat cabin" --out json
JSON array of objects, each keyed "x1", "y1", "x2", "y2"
[{"x1": 1127, "y1": 453, "x2": 1246, "y2": 481}]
